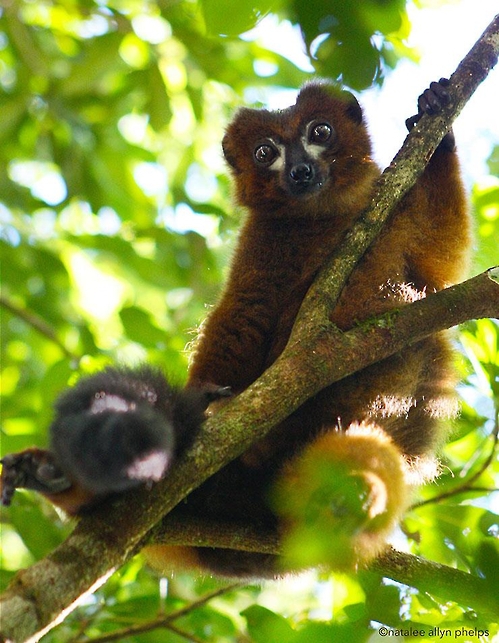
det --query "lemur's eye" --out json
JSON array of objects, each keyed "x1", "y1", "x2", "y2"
[
  {"x1": 254, "y1": 143, "x2": 278, "y2": 164},
  {"x1": 309, "y1": 122, "x2": 333, "y2": 144}
]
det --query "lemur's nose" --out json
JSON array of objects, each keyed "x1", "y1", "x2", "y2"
[{"x1": 290, "y1": 163, "x2": 314, "y2": 183}]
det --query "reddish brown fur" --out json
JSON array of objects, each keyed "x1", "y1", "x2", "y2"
[
  {"x1": 145, "y1": 81, "x2": 471, "y2": 577},
  {"x1": 0, "y1": 82, "x2": 471, "y2": 580}
]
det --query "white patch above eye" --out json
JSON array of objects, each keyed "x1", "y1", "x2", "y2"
[
  {"x1": 301, "y1": 134, "x2": 326, "y2": 159},
  {"x1": 91, "y1": 393, "x2": 136, "y2": 414}
]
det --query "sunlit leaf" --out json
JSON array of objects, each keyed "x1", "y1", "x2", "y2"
[
  {"x1": 242, "y1": 605, "x2": 297, "y2": 643},
  {"x1": 120, "y1": 306, "x2": 167, "y2": 347}
]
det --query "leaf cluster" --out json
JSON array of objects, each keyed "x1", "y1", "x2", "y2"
[{"x1": 1, "y1": 1, "x2": 499, "y2": 640}]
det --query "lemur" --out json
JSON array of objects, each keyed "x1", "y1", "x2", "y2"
[{"x1": 1, "y1": 79, "x2": 471, "y2": 578}]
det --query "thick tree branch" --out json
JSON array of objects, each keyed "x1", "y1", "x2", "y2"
[
  {"x1": 370, "y1": 548, "x2": 499, "y2": 623},
  {"x1": 2, "y1": 271, "x2": 498, "y2": 643},
  {"x1": 149, "y1": 525, "x2": 499, "y2": 624},
  {"x1": 295, "y1": 13, "x2": 499, "y2": 327},
  {"x1": 1, "y1": 14, "x2": 498, "y2": 643}
]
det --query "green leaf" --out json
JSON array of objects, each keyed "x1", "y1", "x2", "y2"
[
  {"x1": 145, "y1": 65, "x2": 172, "y2": 132},
  {"x1": 242, "y1": 606, "x2": 297, "y2": 643},
  {"x1": 58, "y1": 32, "x2": 128, "y2": 98},
  {"x1": 295, "y1": 621, "x2": 371, "y2": 643},
  {"x1": 475, "y1": 540, "x2": 499, "y2": 586},
  {"x1": 119, "y1": 306, "x2": 167, "y2": 347},
  {"x1": 8, "y1": 495, "x2": 68, "y2": 560},
  {"x1": 201, "y1": 0, "x2": 273, "y2": 36}
]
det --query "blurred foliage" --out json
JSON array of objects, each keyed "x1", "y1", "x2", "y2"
[{"x1": 0, "y1": 0, "x2": 498, "y2": 640}]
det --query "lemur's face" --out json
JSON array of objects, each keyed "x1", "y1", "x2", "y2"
[
  {"x1": 222, "y1": 82, "x2": 376, "y2": 216},
  {"x1": 251, "y1": 118, "x2": 335, "y2": 198}
]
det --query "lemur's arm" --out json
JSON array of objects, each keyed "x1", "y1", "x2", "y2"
[{"x1": 0, "y1": 367, "x2": 230, "y2": 515}]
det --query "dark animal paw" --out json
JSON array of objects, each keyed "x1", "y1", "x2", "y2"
[
  {"x1": 0, "y1": 448, "x2": 71, "y2": 506},
  {"x1": 405, "y1": 78, "x2": 455, "y2": 151}
]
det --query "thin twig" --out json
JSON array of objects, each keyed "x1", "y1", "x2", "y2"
[
  {"x1": 165, "y1": 624, "x2": 206, "y2": 643},
  {"x1": 413, "y1": 402, "x2": 499, "y2": 509},
  {"x1": 0, "y1": 294, "x2": 80, "y2": 363},
  {"x1": 74, "y1": 583, "x2": 242, "y2": 643}
]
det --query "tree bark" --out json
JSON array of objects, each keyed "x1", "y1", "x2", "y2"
[{"x1": 1, "y1": 13, "x2": 498, "y2": 643}]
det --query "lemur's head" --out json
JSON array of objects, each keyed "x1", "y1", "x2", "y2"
[{"x1": 222, "y1": 81, "x2": 376, "y2": 217}]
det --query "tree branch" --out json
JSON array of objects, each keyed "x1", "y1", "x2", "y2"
[
  {"x1": 370, "y1": 548, "x2": 499, "y2": 623},
  {"x1": 414, "y1": 404, "x2": 499, "y2": 509},
  {"x1": 295, "y1": 12, "x2": 499, "y2": 326},
  {"x1": 74, "y1": 583, "x2": 242, "y2": 643},
  {"x1": 149, "y1": 522, "x2": 499, "y2": 624},
  {"x1": 1, "y1": 271, "x2": 498, "y2": 643},
  {"x1": 1, "y1": 13, "x2": 498, "y2": 643},
  {"x1": 0, "y1": 294, "x2": 80, "y2": 363}
]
